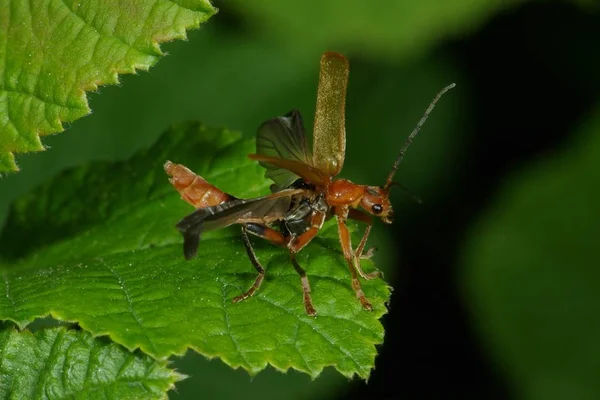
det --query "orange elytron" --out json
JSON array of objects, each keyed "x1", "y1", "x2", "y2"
[{"x1": 165, "y1": 52, "x2": 455, "y2": 316}]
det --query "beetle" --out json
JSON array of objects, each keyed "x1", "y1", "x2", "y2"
[{"x1": 165, "y1": 52, "x2": 455, "y2": 316}]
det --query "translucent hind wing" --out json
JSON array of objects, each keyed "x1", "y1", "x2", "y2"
[
  {"x1": 248, "y1": 154, "x2": 329, "y2": 187},
  {"x1": 256, "y1": 109, "x2": 312, "y2": 190}
]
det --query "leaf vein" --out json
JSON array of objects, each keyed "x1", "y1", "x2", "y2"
[
  {"x1": 220, "y1": 282, "x2": 250, "y2": 367},
  {"x1": 56, "y1": 0, "x2": 158, "y2": 58},
  {"x1": 83, "y1": 336, "x2": 99, "y2": 387},
  {"x1": 104, "y1": 263, "x2": 158, "y2": 355},
  {"x1": 164, "y1": 0, "x2": 199, "y2": 12},
  {"x1": 255, "y1": 295, "x2": 364, "y2": 374},
  {"x1": 0, "y1": 325, "x2": 13, "y2": 360},
  {"x1": 3, "y1": 274, "x2": 18, "y2": 314},
  {"x1": 1, "y1": 87, "x2": 84, "y2": 115},
  {"x1": 292, "y1": 323, "x2": 312, "y2": 373},
  {"x1": 32, "y1": 329, "x2": 64, "y2": 398}
]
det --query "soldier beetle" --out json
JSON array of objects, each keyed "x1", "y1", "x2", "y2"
[{"x1": 166, "y1": 52, "x2": 455, "y2": 316}]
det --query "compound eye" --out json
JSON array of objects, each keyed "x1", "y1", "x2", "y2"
[{"x1": 371, "y1": 204, "x2": 383, "y2": 214}]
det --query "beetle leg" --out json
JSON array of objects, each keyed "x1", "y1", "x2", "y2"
[
  {"x1": 232, "y1": 223, "x2": 286, "y2": 304},
  {"x1": 359, "y1": 246, "x2": 377, "y2": 260},
  {"x1": 335, "y1": 207, "x2": 373, "y2": 311},
  {"x1": 287, "y1": 212, "x2": 326, "y2": 316},
  {"x1": 290, "y1": 253, "x2": 317, "y2": 317},
  {"x1": 347, "y1": 209, "x2": 373, "y2": 257},
  {"x1": 347, "y1": 209, "x2": 381, "y2": 280}
]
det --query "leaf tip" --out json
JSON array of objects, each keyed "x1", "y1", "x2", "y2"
[
  {"x1": 0, "y1": 151, "x2": 19, "y2": 173},
  {"x1": 171, "y1": 370, "x2": 188, "y2": 383}
]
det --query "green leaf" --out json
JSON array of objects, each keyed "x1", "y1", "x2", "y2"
[
  {"x1": 463, "y1": 108, "x2": 600, "y2": 399},
  {"x1": 0, "y1": 323, "x2": 183, "y2": 399},
  {"x1": 0, "y1": 122, "x2": 391, "y2": 379},
  {"x1": 0, "y1": 0, "x2": 216, "y2": 173}
]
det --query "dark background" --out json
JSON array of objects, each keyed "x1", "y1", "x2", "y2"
[
  {"x1": 348, "y1": 2, "x2": 600, "y2": 399},
  {"x1": 1, "y1": 1, "x2": 599, "y2": 399}
]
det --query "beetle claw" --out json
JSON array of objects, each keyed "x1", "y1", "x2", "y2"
[{"x1": 359, "y1": 246, "x2": 378, "y2": 260}]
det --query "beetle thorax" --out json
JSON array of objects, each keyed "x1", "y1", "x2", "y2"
[{"x1": 325, "y1": 179, "x2": 365, "y2": 206}]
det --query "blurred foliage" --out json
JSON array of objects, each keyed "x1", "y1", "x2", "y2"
[
  {"x1": 227, "y1": 0, "x2": 522, "y2": 60},
  {"x1": 463, "y1": 106, "x2": 600, "y2": 400},
  {"x1": 0, "y1": 0, "x2": 215, "y2": 172}
]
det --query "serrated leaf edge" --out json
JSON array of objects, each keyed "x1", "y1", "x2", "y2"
[{"x1": 1, "y1": 0, "x2": 217, "y2": 172}]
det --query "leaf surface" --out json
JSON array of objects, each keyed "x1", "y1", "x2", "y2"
[
  {"x1": 0, "y1": 323, "x2": 183, "y2": 399},
  {"x1": 0, "y1": 0, "x2": 216, "y2": 172},
  {"x1": 0, "y1": 123, "x2": 391, "y2": 379}
]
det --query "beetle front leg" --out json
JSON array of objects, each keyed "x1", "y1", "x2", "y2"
[{"x1": 348, "y1": 209, "x2": 381, "y2": 280}]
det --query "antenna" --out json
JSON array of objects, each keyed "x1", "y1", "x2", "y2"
[
  {"x1": 387, "y1": 181, "x2": 423, "y2": 204},
  {"x1": 384, "y1": 83, "x2": 456, "y2": 191}
]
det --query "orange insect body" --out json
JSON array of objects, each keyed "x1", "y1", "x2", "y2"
[
  {"x1": 164, "y1": 161, "x2": 231, "y2": 208},
  {"x1": 324, "y1": 180, "x2": 392, "y2": 220},
  {"x1": 325, "y1": 179, "x2": 364, "y2": 205},
  {"x1": 166, "y1": 52, "x2": 455, "y2": 316}
]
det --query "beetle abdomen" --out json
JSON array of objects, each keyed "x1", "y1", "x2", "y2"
[{"x1": 164, "y1": 161, "x2": 234, "y2": 209}]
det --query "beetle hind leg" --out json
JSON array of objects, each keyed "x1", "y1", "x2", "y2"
[
  {"x1": 232, "y1": 223, "x2": 286, "y2": 304},
  {"x1": 232, "y1": 225, "x2": 265, "y2": 303}
]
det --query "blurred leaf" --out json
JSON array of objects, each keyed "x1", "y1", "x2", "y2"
[
  {"x1": 0, "y1": 123, "x2": 391, "y2": 379},
  {"x1": 463, "y1": 108, "x2": 600, "y2": 399},
  {"x1": 229, "y1": 0, "x2": 524, "y2": 59},
  {"x1": 172, "y1": 352, "x2": 346, "y2": 400},
  {"x1": 0, "y1": 323, "x2": 183, "y2": 399},
  {"x1": 0, "y1": 0, "x2": 216, "y2": 172}
]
